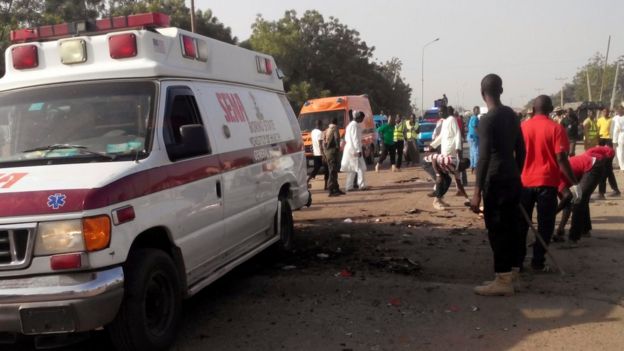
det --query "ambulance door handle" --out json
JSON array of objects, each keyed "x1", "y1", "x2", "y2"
[{"x1": 216, "y1": 181, "x2": 222, "y2": 198}]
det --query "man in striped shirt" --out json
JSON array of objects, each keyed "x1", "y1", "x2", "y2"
[{"x1": 423, "y1": 153, "x2": 471, "y2": 210}]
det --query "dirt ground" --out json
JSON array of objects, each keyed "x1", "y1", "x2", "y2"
[{"x1": 9, "y1": 162, "x2": 624, "y2": 351}]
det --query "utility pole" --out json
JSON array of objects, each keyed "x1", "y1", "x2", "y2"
[
  {"x1": 421, "y1": 38, "x2": 440, "y2": 117},
  {"x1": 610, "y1": 62, "x2": 620, "y2": 110},
  {"x1": 586, "y1": 70, "x2": 593, "y2": 101},
  {"x1": 599, "y1": 35, "x2": 611, "y2": 102},
  {"x1": 555, "y1": 77, "x2": 567, "y2": 107},
  {"x1": 190, "y1": 0, "x2": 196, "y2": 33}
]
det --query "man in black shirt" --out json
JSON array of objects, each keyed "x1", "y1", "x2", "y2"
[
  {"x1": 470, "y1": 74, "x2": 526, "y2": 296},
  {"x1": 561, "y1": 109, "x2": 579, "y2": 156}
]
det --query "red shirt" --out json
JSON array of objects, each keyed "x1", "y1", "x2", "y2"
[
  {"x1": 521, "y1": 115, "x2": 569, "y2": 187},
  {"x1": 558, "y1": 155, "x2": 593, "y2": 192},
  {"x1": 585, "y1": 145, "x2": 615, "y2": 160}
]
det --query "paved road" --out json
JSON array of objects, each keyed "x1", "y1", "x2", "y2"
[{"x1": 9, "y1": 165, "x2": 624, "y2": 350}]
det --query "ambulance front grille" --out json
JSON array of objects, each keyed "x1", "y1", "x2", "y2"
[{"x1": 0, "y1": 228, "x2": 34, "y2": 269}]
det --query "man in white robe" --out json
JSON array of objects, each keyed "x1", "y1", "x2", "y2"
[{"x1": 341, "y1": 111, "x2": 367, "y2": 192}]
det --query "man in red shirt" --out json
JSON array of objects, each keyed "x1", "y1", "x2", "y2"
[
  {"x1": 555, "y1": 146, "x2": 614, "y2": 246},
  {"x1": 519, "y1": 95, "x2": 579, "y2": 272}
]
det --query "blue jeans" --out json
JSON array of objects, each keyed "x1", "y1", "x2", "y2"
[{"x1": 469, "y1": 138, "x2": 479, "y2": 169}]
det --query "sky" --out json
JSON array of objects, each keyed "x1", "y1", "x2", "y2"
[{"x1": 196, "y1": 0, "x2": 624, "y2": 110}]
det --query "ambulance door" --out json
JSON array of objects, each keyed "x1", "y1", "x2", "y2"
[
  {"x1": 194, "y1": 83, "x2": 269, "y2": 261},
  {"x1": 161, "y1": 84, "x2": 225, "y2": 283}
]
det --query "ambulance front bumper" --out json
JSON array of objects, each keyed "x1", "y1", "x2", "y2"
[{"x1": 0, "y1": 267, "x2": 124, "y2": 335}]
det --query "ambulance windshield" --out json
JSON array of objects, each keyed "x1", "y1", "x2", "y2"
[{"x1": 0, "y1": 81, "x2": 155, "y2": 166}]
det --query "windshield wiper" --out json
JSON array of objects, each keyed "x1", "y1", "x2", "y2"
[{"x1": 21, "y1": 144, "x2": 115, "y2": 160}]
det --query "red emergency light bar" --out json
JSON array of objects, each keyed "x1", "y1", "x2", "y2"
[{"x1": 10, "y1": 12, "x2": 170, "y2": 43}]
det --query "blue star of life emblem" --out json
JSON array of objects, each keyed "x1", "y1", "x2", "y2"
[{"x1": 47, "y1": 193, "x2": 67, "y2": 210}]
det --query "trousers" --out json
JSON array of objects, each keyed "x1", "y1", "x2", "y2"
[
  {"x1": 469, "y1": 139, "x2": 479, "y2": 169},
  {"x1": 483, "y1": 179, "x2": 522, "y2": 273},
  {"x1": 378, "y1": 143, "x2": 396, "y2": 165},
  {"x1": 345, "y1": 157, "x2": 366, "y2": 192},
  {"x1": 598, "y1": 139, "x2": 619, "y2": 194},
  {"x1": 324, "y1": 149, "x2": 340, "y2": 193},
  {"x1": 518, "y1": 186, "x2": 558, "y2": 269}
]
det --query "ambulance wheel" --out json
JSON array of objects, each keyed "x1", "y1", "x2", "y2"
[
  {"x1": 275, "y1": 197, "x2": 294, "y2": 251},
  {"x1": 108, "y1": 249, "x2": 182, "y2": 351}
]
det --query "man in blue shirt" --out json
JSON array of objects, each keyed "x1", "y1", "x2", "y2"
[{"x1": 468, "y1": 106, "x2": 481, "y2": 173}]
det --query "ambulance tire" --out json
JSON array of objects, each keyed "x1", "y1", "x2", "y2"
[
  {"x1": 108, "y1": 249, "x2": 182, "y2": 351},
  {"x1": 276, "y1": 197, "x2": 294, "y2": 251}
]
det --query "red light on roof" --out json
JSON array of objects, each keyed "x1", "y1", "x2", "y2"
[
  {"x1": 11, "y1": 45, "x2": 38, "y2": 69},
  {"x1": 10, "y1": 12, "x2": 170, "y2": 43},
  {"x1": 128, "y1": 13, "x2": 170, "y2": 27},
  {"x1": 109, "y1": 33, "x2": 137, "y2": 59},
  {"x1": 9, "y1": 29, "x2": 37, "y2": 43},
  {"x1": 181, "y1": 35, "x2": 197, "y2": 59}
]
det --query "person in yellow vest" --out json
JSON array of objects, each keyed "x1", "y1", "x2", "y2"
[
  {"x1": 582, "y1": 111, "x2": 599, "y2": 150},
  {"x1": 404, "y1": 113, "x2": 420, "y2": 166},
  {"x1": 393, "y1": 114, "x2": 407, "y2": 171},
  {"x1": 596, "y1": 108, "x2": 620, "y2": 198}
]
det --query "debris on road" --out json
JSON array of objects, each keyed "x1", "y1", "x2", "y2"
[
  {"x1": 317, "y1": 253, "x2": 330, "y2": 259},
  {"x1": 340, "y1": 234, "x2": 352, "y2": 239},
  {"x1": 388, "y1": 298, "x2": 401, "y2": 307},
  {"x1": 282, "y1": 265, "x2": 297, "y2": 271},
  {"x1": 405, "y1": 208, "x2": 421, "y2": 214},
  {"x1": 471, "y1": 305, "x2": 480, "y2": 312},
  {"x1": 336, "y1": 269, "x2": 353, "y2": 277},
  {"x1": 343, "y1": 218, "x2": 353, "y2": 223}
]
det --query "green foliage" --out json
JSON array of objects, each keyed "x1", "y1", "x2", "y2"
[
  {"x1": 249, "y1": 10, "x2": 412, "y2": 115},
  {"x1": 548, "y1": 53, "x2": 624, "y2": 106}
]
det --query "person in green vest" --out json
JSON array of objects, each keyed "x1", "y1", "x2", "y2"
[
  {"x1": 393, "y1": 114, "x2": 407, "y2": 171},
  {"x1": 375, "y1": 115, "x2": 396, "y2": 172},
  {"x1": 404, "y1": 113, "x2": 420, "y2": 166},
  {"x1": 583, "y1": 110, "x2": 599, "y2": 151}
]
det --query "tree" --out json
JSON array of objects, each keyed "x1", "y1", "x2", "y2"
[
  {"x1": 547, "y1": 53, "x2": 624, "y2": 106},
  {"x1": 248, "y1": 10, "x2": 412, "y2": 114},
  {"x1": 107, "y1": 0, "x2": 237, "y2": 44}
]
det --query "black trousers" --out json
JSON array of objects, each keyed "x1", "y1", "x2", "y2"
[
  {"x1": 598, "y1": 139, "x2": 619, "y2": 194},
  {"x1": 483, "y1": 179, "x2": 522, "y2": 273},
  {"x1": 308, "y1": 156, "x2": 328, "y2": 183},
  {"x1": 395, "y1": 140, "x2": 405, "y2": 168},
  {"x1": 378, "y1": 143, "x2": 396, "y2": 165},
  {"x1": 567, "y1": 158, "x2": 607, "y2": 240},
  {"x1": 324, "y1": 149, "x2": 340, "y2": 193},
  {"x1": 518, "y1": 186, "x2": 558, "y2": 269},
  {"x1": 422, "y1": 162, "x2": 452, "y2": 198}
]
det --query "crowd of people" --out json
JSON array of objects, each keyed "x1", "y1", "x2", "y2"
[{"x1": 305, "y1": 74, "x2": 623, "y2": 297}]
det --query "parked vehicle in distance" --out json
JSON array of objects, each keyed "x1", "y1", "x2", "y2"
[
  {"x1": 416, "y1": 122, "x2": 437, "y2": 151},
  {"x1": 298, "y1": 95, "x2": 376, "y2": 164},
  {"x1": 422, "y1": 108, "x2": 441, "y2": 123}
]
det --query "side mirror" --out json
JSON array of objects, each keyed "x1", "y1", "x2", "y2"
[{"x1": 170, "y1": 124, "x2": 210, "y2": 161}]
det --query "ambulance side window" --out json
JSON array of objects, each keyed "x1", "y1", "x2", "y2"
[{"x1": 163, "y1": 87, "x2": 210, "y2": 161}]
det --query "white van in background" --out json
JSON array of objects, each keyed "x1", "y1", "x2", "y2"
[{"x1": 0, "y1": 12, "x2": 309, "y2": 350}]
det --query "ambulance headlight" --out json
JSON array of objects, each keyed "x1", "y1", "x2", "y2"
[{"x1": 35, "y1": 220, "x2": 85, "y2": 255}]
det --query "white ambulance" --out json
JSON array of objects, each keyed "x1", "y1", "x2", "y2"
[{"x1": 0, "y1": 13, "x2": 310, "y2": 350}]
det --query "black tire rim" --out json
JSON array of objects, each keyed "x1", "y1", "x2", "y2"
[{"x1": 143, "y1": 271, "x2": 175, "y2": 338}]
